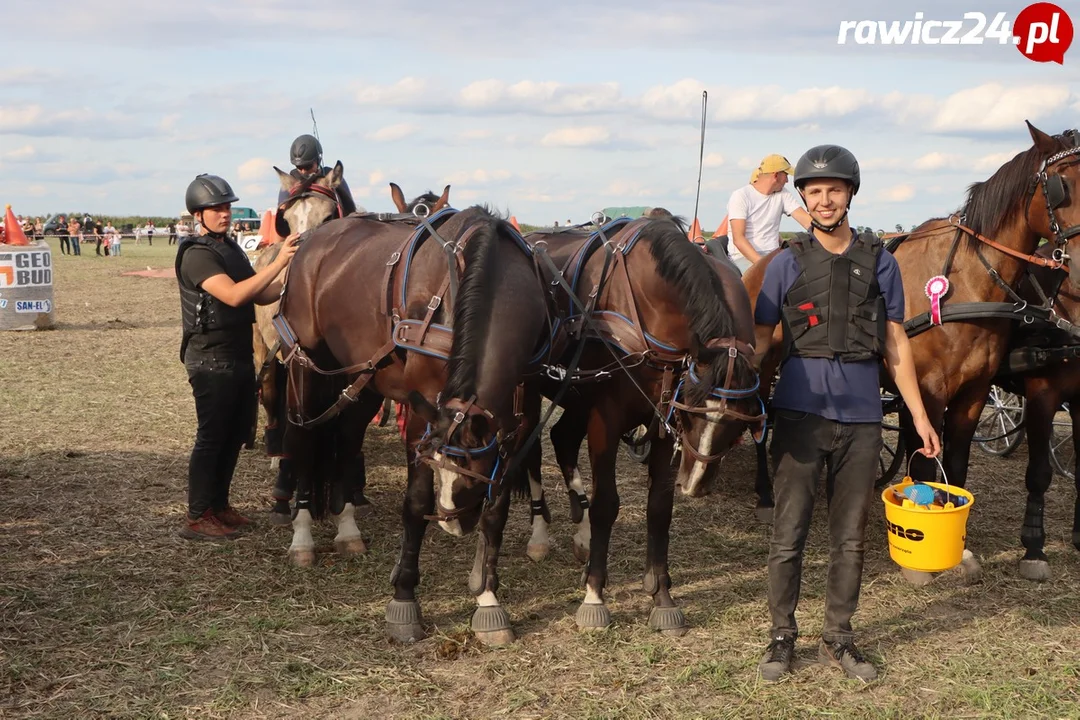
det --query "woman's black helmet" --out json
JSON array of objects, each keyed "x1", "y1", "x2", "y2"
[
  {"x1": 793, "y1": 145, "x2": 860, "y2": 195},
  {"x1": 185, "y1": 174, "x2": 239, "y2": 213},
  {"x1": 290, "y1": 134, "x2": 323, "y2": 169}
]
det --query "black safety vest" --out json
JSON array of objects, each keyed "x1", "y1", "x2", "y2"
[
  {"x1": 780, "y1": 231, "x2": 887, "y2": 363},
  {"x1": 175, "y1": 235, "x2": 256, "y2": 359}
]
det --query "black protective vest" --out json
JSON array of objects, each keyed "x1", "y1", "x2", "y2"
[
  {"x1": 175, "y1": 235, "x2": 256, "y2": 356},
  {"x1": 780, "y1": 231, "x2": 887, "y2": 362}
]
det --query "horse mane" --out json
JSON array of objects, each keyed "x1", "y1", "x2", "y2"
[
  {"x1": 961, "y1": 133, "x2": 1069, "y2": 237},
  {"x1": 442, "y1": 207, "x2": 505, "y2": 402},
  {"x1": 406, "y1": 191, "x2": 442, "y2": 214},
  {"x1": 643, "y1": 218, "x2": 753, "y2": 403}
]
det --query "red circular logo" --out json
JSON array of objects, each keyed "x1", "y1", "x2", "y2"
[{"x1": 1014, "y1": 3, "x2": 1074, "y2": 63}]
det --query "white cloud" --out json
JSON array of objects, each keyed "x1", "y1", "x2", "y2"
[
  {"x1": 540, "y1": 126, "x2": 611, "y2": 148},
  {"x1": 457, "y1": 80, "x2": 622, "y2": 115},
  {"x1": 443, "y1": 169, "x2": 512, "y2": 185},
  {"x1": 930, "y1": 83, "x2": 1072, "y2": 133},
  {"x1": 367, "y1": 124, "x2": 419, "y2": 142},
  {"x1": 703, "y1": 152, "x2": 725, "y2": 168},
  {"x1": 368, "y1": 170, "x2": 385, "y2": 185},
  {"x1": 973, "y1": 149, "x2": 1024, "y2": 172},
  {"x1": 2, "y1": 145, "x2": 36, "y2": 162},
  {"x1": 0, "y1": 105, "x2": 44, "y2": 132},
  {"x1": 354, "y1": 77, "x2": 429, "y2": 107},
  {"x1": 237, "y1": 157, "x2": 273, "y2": 181},
  {"x1": 879, "y1": 184, "x2": 916, "y2": 202},
  {"x1": 605, "y1": 180, "x2": 654, "y2": 197}
]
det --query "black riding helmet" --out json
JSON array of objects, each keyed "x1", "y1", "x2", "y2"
[
  {"x1": 185, "y1": 174, "x2": 239, "y2": 214},
  {"x1": 290, "y1": 134, "x2": 323, "y2": 169},
  {"x1": 793, "y1": 145, "x2": 860, "y2": 233}
]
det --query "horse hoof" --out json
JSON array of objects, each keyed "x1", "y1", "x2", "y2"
[
  {"x1": 958, "y1": 549, "x2": 982, "y2": 584},
  {"x1": 269, "y1": 512, "x2": 293, "y2": 527},
  {"x1": 900, "y1": 568, "x2": 935, "y2": 586},
  {"x1": 270, "y1": 457, "x2": 280, "y2": 471},
  {"x1": 386, "y1": 600, "x2": 425, "y2": 643},
  {"x1": 334, "y1": 537, "x2": 368, "y2": 556},
  {"x1": 1072, "y1": 531, "x2": 1080, "y2": 552},
  {"x1": 526, "y1": 543, "x2": 549, "y2": 562},
  {"x1": 472, "y1": 606, "x2": 515, "y2": 645},
  {"x1": 755, "y1": 506, "x2": 774, "y2": 525},
  {"x1": 288, "y1": 549, "x2": 316, "y2": 567},
  {"x1": 573, "y1": 542, "x2": 590, "y2": 564},
  {"x1": 648, "y1": 606, "x2": 688, "y2": 636},
  {"x1": 1018, "y1": 559, "x2": 1051, "y2": 582},
  {"x1": 575, "y1": 603, "x2": 611, "y2": 630}
]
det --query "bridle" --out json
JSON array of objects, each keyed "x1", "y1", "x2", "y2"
[
  {"x1": 276, "y1": 181, "x2": 344, "y2": 237},
  {"x1": 1028, "y1": 136, "x2": 1080, "y2": 261}
]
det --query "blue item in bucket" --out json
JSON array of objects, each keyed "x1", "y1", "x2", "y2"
[{"x1": 903, "y1": 483, "x2": 936, "y2": 506}]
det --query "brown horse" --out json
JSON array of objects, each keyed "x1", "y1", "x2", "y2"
[
  {"x1": 743, "y1": 121, "x2": 1080, "y2": 584},
  {"x1": 516, "y1": 216, "x2": 764, "y2": 635},
  {"x1": 1004, "y1": 243, "x2": 1080, "y2": 580}
]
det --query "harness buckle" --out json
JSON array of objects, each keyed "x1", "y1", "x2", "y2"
[
  {"x1": 387, "y1": 251, "x2": 401, "y2": 266},
  {"x1": 728, "y1": 346, "x2": 738, "y2": 358},
  {"x1": 428, "y1": 295, "x2": 442, "y2": 311},
  {"x1": 454, "y1": 410, "x2": 466, "y2": 425}
]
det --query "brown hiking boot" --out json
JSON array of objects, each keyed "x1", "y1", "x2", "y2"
[
  {"x1": 179, "y1": 509, "x2": 240, "y2": 541},
  {"x1": 215, "y1": 506, "x2": 254, "y2": 529},
  {"x1": 819, "y1": 640, "x2": 879, "y2": 681},
  {"x1": 758, "y1": 635, "x2": 796, "y2": 682}
]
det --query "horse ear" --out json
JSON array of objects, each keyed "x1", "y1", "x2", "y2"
[
  {"x1": 431, "y1": 185, "x2": 451, "y2": 212},
  {"x1": 407, "y1": 390, "x2": 438, "y2": 424},
  {"x1": 389, "y1": 183, "x2": 408, "y2": 213},
  {"x1": 1027, "y1": 120, "x2": 1059, "y2": 153},
  {"x1": 326, "y1": 161, "x2": 344, "y2": 188},
  {"x1": 275, "y1": 166, "x2": 299, "y2": 192}
]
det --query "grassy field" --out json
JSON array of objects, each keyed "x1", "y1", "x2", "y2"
[{"x1": 1, "y1": 240, "x2": 1079, "y2": 719}]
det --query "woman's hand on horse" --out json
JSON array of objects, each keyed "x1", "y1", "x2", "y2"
[
  {"x1": 913, "y1": 415, "x2": 941, "y2": 458},
  {"x1": 275, "y1": 234, "x2": 300, "y2": 267}
]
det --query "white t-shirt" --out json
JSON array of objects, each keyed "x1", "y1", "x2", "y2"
[{"x1": 725, "y1": 185, "x2": 801, "y2": 261}]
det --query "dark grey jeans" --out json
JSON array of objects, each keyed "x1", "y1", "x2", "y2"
[{"x1": 767, "y1": 409, "x2": 883, "y2": 642}]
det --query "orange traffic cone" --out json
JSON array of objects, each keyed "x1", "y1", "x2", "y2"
[
  {"x1": 509, "y1": 215, "x2": 521, "y2": 231},
  {"x1": 257, "y1": 208, "x2": 282, "y2": 248},
  {"x1": 3, "y1": 205, "x2": 30, "y2": 246},
  {"x1": 714, "y1": 213, "x2": 729, "y2": 238},
  {"x1": 687, "y1": 217, "x2": 704, "y2": 245}
]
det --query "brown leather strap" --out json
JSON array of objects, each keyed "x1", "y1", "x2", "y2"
[
  {"x1": 290, "y1": 337, "x2": 399, "y2": 428},
  {"x1": 884, "y1": 216, "x2": 1069, "y2": 274}
]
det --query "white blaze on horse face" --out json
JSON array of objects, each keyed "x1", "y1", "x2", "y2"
[
  {"x1": 684, "y1": 399, "x2": 724, "y2": 494},
  {"x1": 433, "y1": 452, "x2": 464, "y2": 536}
]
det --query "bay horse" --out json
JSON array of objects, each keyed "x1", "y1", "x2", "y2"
[
  {"x1": 743, "y1": 121, "x2": 1080, "y2": 584},
  {"x1": 516, "y1": 216, "x2": 764, "y2": 635},
  {"x1": 1003, "y1": 242, "x2": 1080, "y2": 580},
  {"x1": 405, "y1": 214, "x2": 551, "y2": 645}
]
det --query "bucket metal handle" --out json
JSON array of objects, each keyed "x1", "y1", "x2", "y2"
[{"x1": 903, "y1": 452, "x2": 948, "y2": 487}]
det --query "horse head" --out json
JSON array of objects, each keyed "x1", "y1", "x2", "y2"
[
  {"x1": 274, "y1": 161, "x2": 346, "y2": 236},
  {"x1": 389, "y1": 183, "x2": 451, "y2": 216}
]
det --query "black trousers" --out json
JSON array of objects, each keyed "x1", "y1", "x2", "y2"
[
  {"x1": 767, "y1": 409, "x2": 883, "y2": 642},
  {"x1": 185, "y1": 355, "x2": 257, "y2": 519}
]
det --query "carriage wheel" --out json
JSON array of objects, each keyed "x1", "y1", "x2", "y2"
[
  {"x1": 876, "y1": 392, "x2": 906, "y2": 488},
  {"x1": 621, "y1": 425, "x2": 652, "y2": 464},
  {"x1": 973, "y1": 386, "x2": 1026, "y2": 457},
  {"x1": 1049, "y1": 402, "x2": 1075, "y2": 481}
]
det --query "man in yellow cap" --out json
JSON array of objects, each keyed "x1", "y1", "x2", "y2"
[{"x1": 725, "y1": 154, "x2": 812, "y2": 274}]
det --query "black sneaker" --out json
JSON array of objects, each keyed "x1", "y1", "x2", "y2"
[
  {"x1": 759, "y1": 634, "x2": 795, "y2": 682},
  {"x1": 819, "y1": 640, "x2": 878, "y2": 681}
]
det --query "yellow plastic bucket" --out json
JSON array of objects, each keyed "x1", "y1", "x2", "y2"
[{"x1": 881, "y1": 477, "x2": 975, "y2": 573}]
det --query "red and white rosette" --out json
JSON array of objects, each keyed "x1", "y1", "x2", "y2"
[{"x1": 924, "y1": 275, "x2": 949, "y2": 326}]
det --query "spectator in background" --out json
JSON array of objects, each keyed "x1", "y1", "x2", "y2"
[
  {"x1": 33, "y1": 218, "x2": 43, "y2": 239},
  {"x1": 68, "y1": 217, "x2": 82, "y2": 256},
  {"x1": 108, "y1": 223, "x2": 121, "y2": 256},
  {"x1": 94, "y1": 226, "x2": 105, "y2": 256},
  {"x1": 57, "y1": 216, "x2": 70, "y2": 255},
  {"x1": 167, "y1": 222, "x2": 177, "y2": 246},
  {"x1": 726, "y1": 154, "x2": 813, "y2": 274}
]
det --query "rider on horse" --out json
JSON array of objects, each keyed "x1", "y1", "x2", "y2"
[{"x1": 278, "y1": 134, "x2": 355, "y2": 213}]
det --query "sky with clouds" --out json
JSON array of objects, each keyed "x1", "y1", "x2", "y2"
[{"x1": 2, "y1": 0, "x2": 1078, "y2": 232}]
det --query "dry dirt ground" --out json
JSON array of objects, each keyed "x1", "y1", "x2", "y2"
[{"x1": 1, "y1": 241, "x2": 1078, "y2": 719}]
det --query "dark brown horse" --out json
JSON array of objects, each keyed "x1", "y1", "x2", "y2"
[
  {"x1": 517, "y1": 217, "x2": 764, "y2": 635},
  {"x1": 743, "y1": 121, "x2": 1080, "y2": 584},
  {"x1": 1004, "y1": 243, "x2": 1079, "y2": 580}
]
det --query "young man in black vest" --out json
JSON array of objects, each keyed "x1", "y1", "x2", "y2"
[
  {"x1": 176, "y1": 174, "x2": 298, "y2": 540},
  {"x1": 752, "y1": 146, "x2": 940, "y2": 682}
]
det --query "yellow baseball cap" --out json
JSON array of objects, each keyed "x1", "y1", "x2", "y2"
[{"x1": 751, "y1": 154, "x2": 795, "y2": 181}]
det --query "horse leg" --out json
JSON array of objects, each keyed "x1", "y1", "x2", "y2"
[
  {"x1": 269, "y1": 363, "x2": 296, "y2": 525},
  {"x1": 1069, "y1": 400, "x2": 1080, "y2": 552},
  {"x1": 331, "y1": 398, "x2": 380, "y2": 556},
  {"x1": 575, "y1": 406, "x2": 619, "y2": 631},
  {"x1": 386, "y1": 410, "x2": 433, "y2": 643},
  {"x1": 550, "y1": 407, "x2": 592, "y2": 563},
  {"x1": 470, "y1": 473, "x2": 518, "y2": 645},
  {"x1": 284, "y1": 422, "x2": 317, "y2": 567},
  {"x1": 1019, "y1": 378, "x2": 1059, "y2": 581},
  {"x1": 642, "y1": 433, "x2": 687, "y2": 636},
  {"x1": 525, "y1": 420, "x2": 553, "y2": 562}
]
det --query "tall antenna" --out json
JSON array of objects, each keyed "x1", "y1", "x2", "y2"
[
  {"x1": 310, "y1": 108, "x2": 320, "y2": 141},
  {"x1": 691, "y1": 90, "x2": 708, "y2": 226}
]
